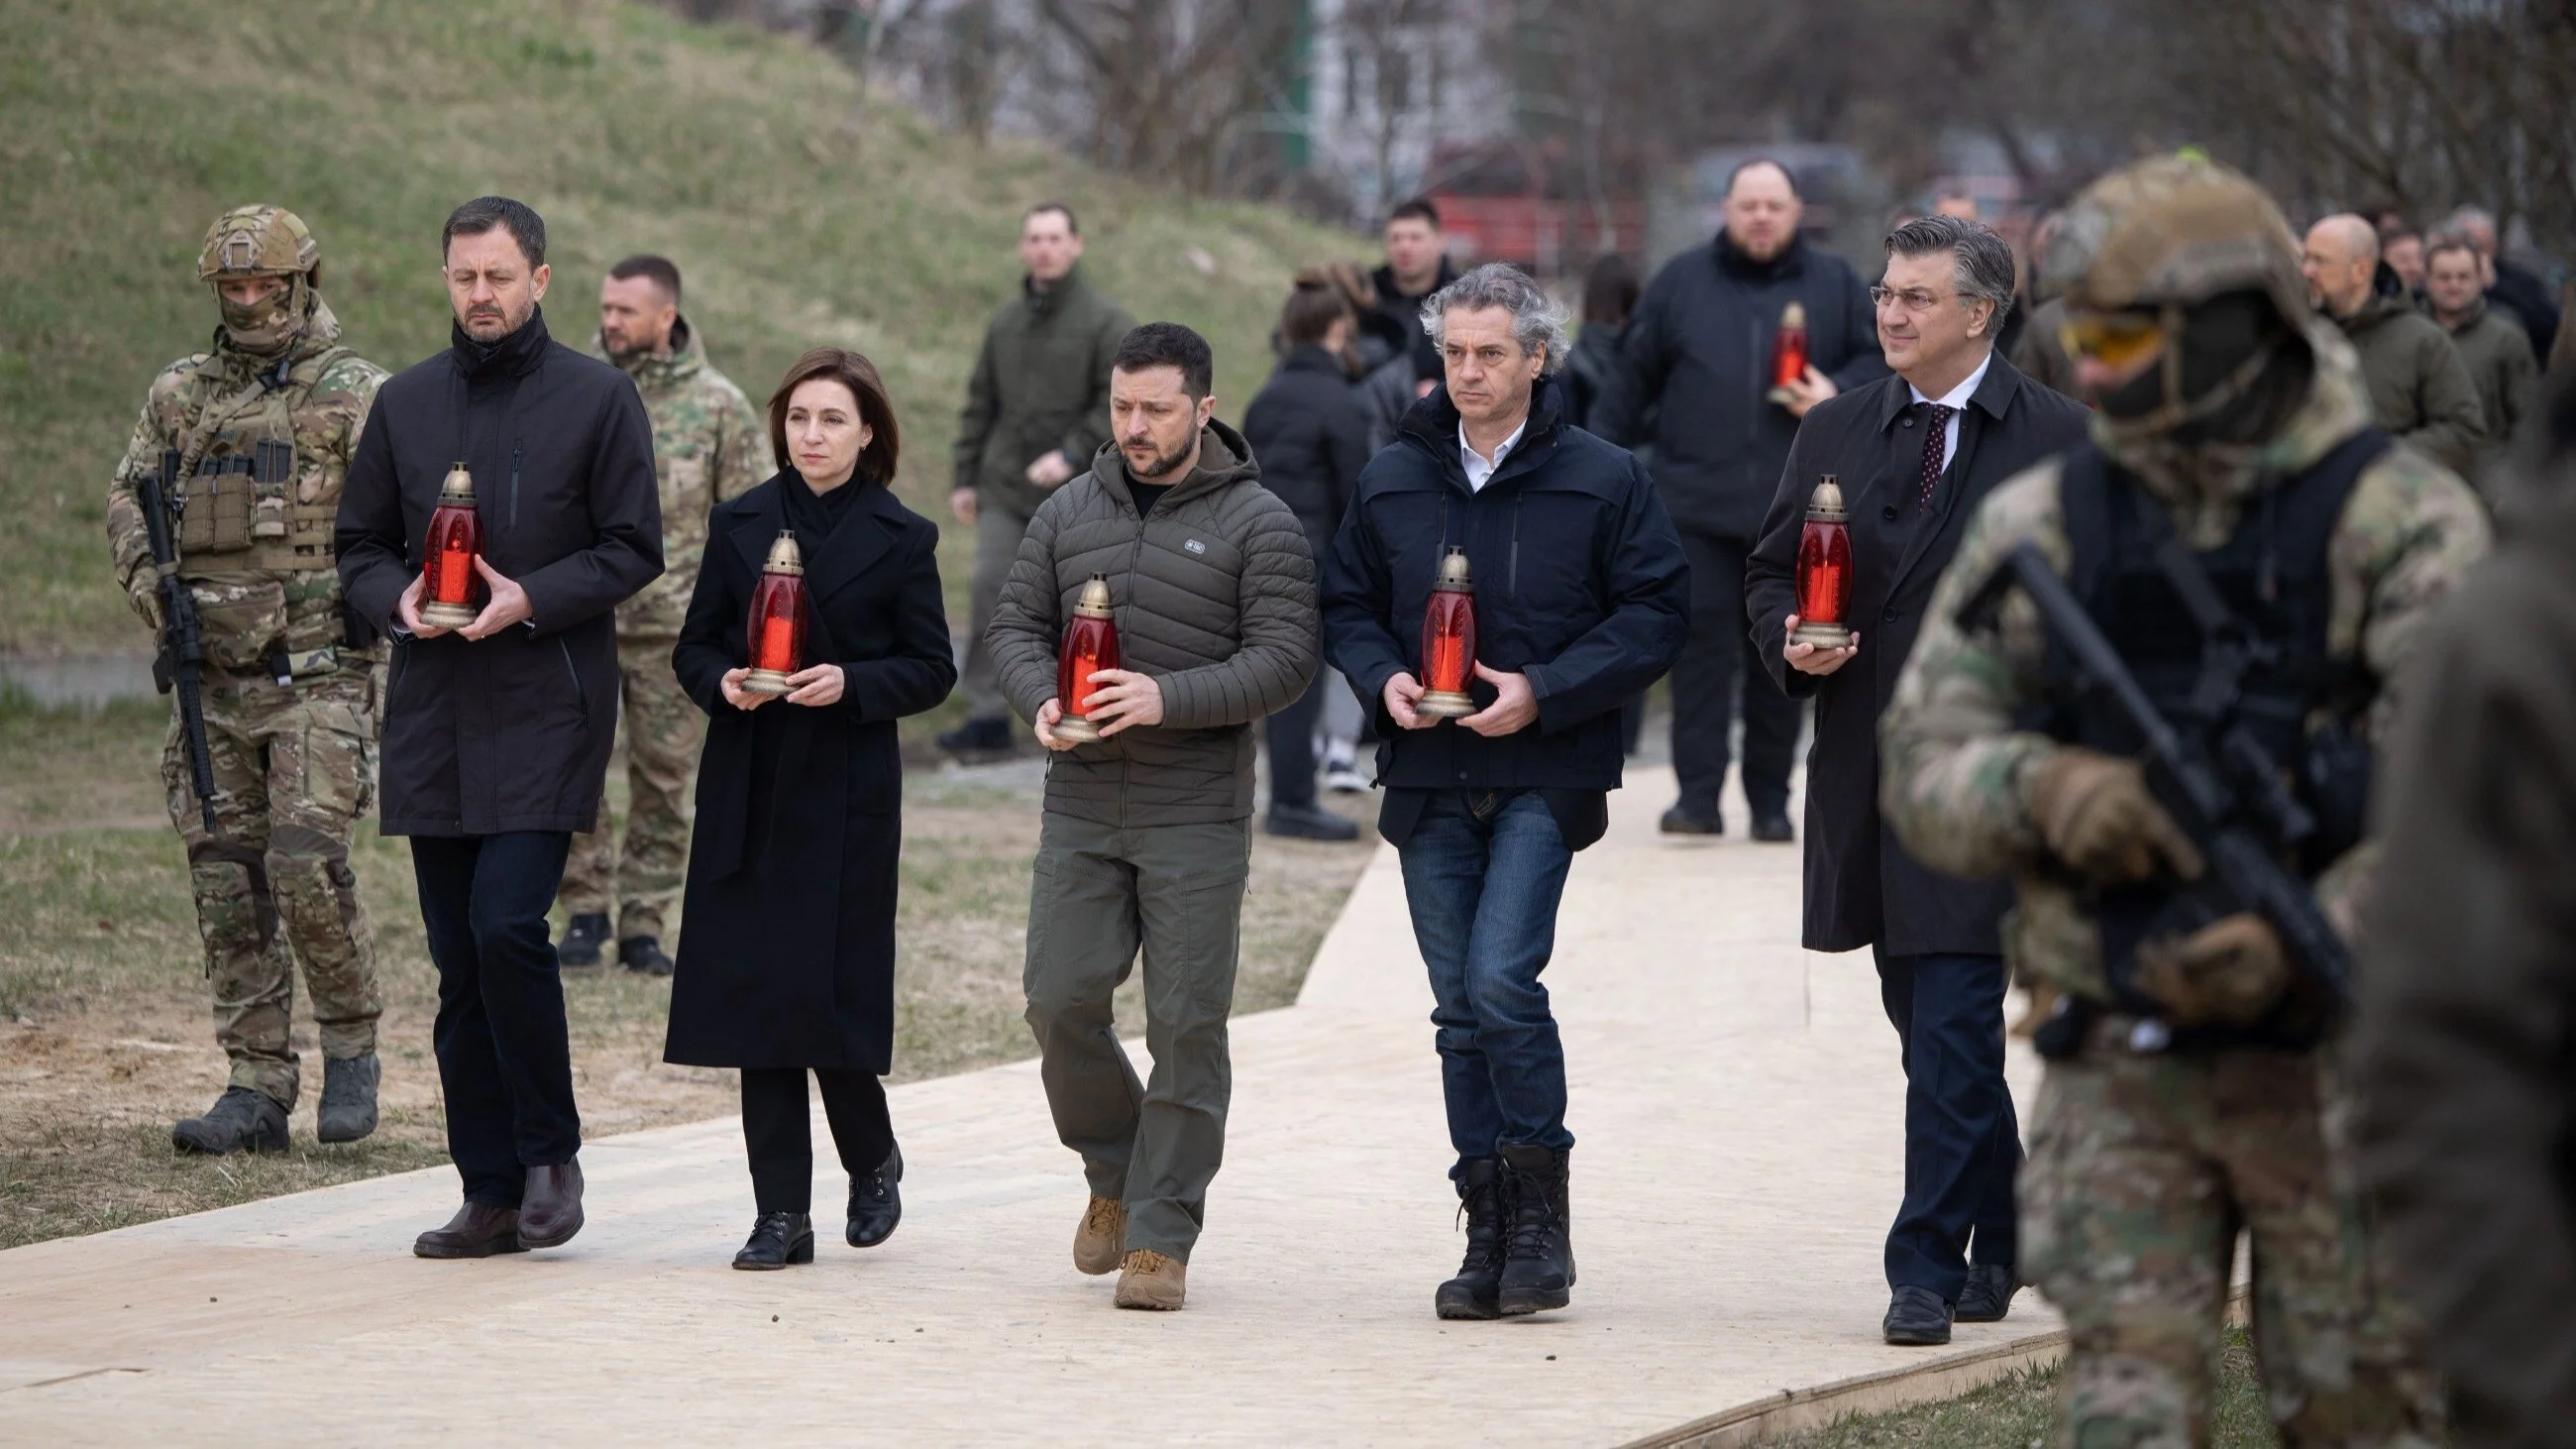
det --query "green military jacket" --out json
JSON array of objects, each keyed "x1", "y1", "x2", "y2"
[
  {"x1": 1878, "y1": 326, "x2": 2491, "y2": 1001},
  {"x1": 953, "y1": 264, "x2": 1135, "y2": 518},
  {"x1": 2430, "y1": 297, "x2": 2540, "y2": 497},
  {"x1": 2335, "y1": 291, "x2": 2487, "y2": 476},
  {"x1": 105, "y1": 296, "x2": 386, "y2": 678},
  {"x1": 598, "y1": 315, "x2": 767, "y2": 638}
]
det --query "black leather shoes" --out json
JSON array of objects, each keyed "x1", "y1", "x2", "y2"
[
  {"x1": 1659, "y1": 805, "x2": 1722, "y2": 836},
  {"x1": 734, "y1": 1212, "x2": 815, "y2": 1270},
  {"x1": 847, "y1": 1145, "x2": 903, "y2": 1248},
  {"x1": 1750, "y1": 810, "x2": 1796, "y2": 842},
  {"x1": 1956, "y1": 1263, "x2": 2020, "y2": 1322},
  {"x1": 518, "y1": 1159, "x2": 585, "y2": 1249},
  {"x1": 1266, "y1": 803, "x2": 1360, "y2": 841},
  {"x1": 414, "y1": 1201, "x2": 526, "y2": 1259},
  {"x1": 1883, "y1": 1283, "x2": 1954, "y2": 1345}
]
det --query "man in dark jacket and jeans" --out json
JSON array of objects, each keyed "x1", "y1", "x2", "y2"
[
  {"x1": 989, "y1": 322, "x2": 1318, "y2": 1312},
  {"x1": 1593, "y1": 159, "x2": 1886, "y2": 838},
  {"x1": 337, "y1": 197, "x2": 664, "y2": 1259},
  {"x1": 1325, "y1": 264, "x2": 1689, "y2": 1320}
]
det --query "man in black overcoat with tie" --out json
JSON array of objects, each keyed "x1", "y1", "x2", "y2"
[{"x1": 1745, "y1": 214, "x2": 2092, "y2": 1347}]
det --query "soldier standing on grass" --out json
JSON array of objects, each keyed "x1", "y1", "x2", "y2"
[
  {"x1": 555, "y1": 256, "x2": 765, "y2": 976},
  {"x1": 105, "y1": 205, "x2": 389, "y2": 1156},
  {"x1": 1879, "y1": 157, "x2": 2476, "y2": 1446}
]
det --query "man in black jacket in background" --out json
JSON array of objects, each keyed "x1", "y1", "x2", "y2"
[
  {"x1": 1372, "y1": 196, "x2": 1461, "y2": 390},
  {"x1": 1594, "y1": 159, "x2": 1887, "y2": 838},
  {"x1": 1325, "y1": 264, "x2": 1688, "y2": 1322},
  {"x1": 338, "y1": 196, "x2": 663, "y2": 1260}
]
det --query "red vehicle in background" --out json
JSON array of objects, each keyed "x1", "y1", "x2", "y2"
[{"x1": 1426, "y1": 139, "x2": 1646, "y2": 277}]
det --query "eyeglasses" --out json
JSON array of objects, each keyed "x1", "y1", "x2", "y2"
[
  {"x1": 2057, "y1": 312, "x2": 2167, "y2": 370},
  {"x1": 1869, "y1": 284, "x2": 1949, "y2": 313}
]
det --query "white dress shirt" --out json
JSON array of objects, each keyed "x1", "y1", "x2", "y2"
[
  {"x1": 1459, "y1": 417, "x2": 1529, "y2": 493},
  {"x1": 1907, "y1": 351, "x2": 1993, "y2": 475}
]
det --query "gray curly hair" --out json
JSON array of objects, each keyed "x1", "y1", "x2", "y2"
[{"x1": 1419, "y1": 262, "x2": 1570, "y2": 374}]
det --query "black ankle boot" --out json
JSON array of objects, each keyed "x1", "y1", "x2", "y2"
[
  {"x1": 557, "y1": 912, "x2": 610, "y2": 967},
  {"x1": 846, "y1": 1144, "x2": 902, "y2": 1248},
  {"x1": 1496, "y1": 1143, "x2": 1574, "y2": 1315},
  {"x1": 1435, "y1": 1157, "x2": 1506, "y2": 1320},
  {"x1": 732, "y1": 1211, "x2": 814, "y2": 1270}
]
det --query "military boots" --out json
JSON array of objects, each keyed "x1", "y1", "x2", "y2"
[
  {"x1": 172, "y1": 1086, "x2": 289, "y2": 1156},
  {"x1": 1435, "y1": 1157, "x2": 1507, "y2": 1319},
  {"x1": 1496, "y1": 1143, "x2": 1575, "y2": 1315},
  {"x1": 557, "y1": 912, "x2": 611, "y2": 967},
  {"x1": 316, "y1": 1053, "x2": 380, "y2": 1143}
]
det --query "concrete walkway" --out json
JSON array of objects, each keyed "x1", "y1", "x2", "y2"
[{"x1": 0, "y1": 766, "x2": 2052, "y2": 1446}]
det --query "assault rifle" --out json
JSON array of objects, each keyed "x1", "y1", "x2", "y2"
[
  {"x1": 1957, "y1": 542, "x2": 2351, "y2": 1017},
  {"x1": 139, "y1": 452, "x2": 219, "y2": 834}
]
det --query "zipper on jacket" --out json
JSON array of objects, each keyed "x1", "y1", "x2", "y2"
[
  {"x1": 507, "y1": 441, "x2": 524, "y2": 529},
  {"x1": 1509, "y1": 493, "x2": 1524, "y2": 601},
  {"x1": 559, "y1": 637, "x2": 586, "y2": 715}
]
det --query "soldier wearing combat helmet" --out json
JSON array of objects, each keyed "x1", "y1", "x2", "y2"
[
  {"x1": 106, "y1": 205, "x2": 389, "y2": 1156},
  {"x1": 1879, "y1": 157, "x2": 2480, "y2": 1445}
]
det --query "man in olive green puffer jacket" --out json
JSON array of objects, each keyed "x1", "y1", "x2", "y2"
[{"x1": 986, "y1": 322, "x2": 1318, "y2": 1312}]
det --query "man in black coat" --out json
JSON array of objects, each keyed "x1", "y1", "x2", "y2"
[
  {"x1": 337, "y1": 197, "x2": 664, "y2": 1259},
  {"x1": 1593, "y1": 159, "x2": 1888, "y2": 839},
  {"x1": 1324, "y1": 264, "x2": 1689, "y2": 1321},
  {"x1": 1745, "y1": 215, "x2": 2091, "y2": 1346},
  {"x1": 1372, "y1": 196, "x2": 1461, "y2": 390}
]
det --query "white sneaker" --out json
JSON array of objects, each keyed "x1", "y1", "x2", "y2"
[{"x1": 1324, "y1": 762, "x2": 1368, "y2": 794}]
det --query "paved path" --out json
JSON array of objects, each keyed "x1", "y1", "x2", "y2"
[{"x1": 0, "y1": 766, "x2": 2052, "y2": 1446}]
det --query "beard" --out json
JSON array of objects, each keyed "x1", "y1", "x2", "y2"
[
  {"x1": 1123, "y1": 437, "x2": 1194, "y2": 483},
  {"x1": 460, "y1": 294, "x2": 534, "y2": 341}
]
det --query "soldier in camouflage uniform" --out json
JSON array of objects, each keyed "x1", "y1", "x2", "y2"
[
  {"x1": 106, "y1": 206, "x2": 388, "y2": 1155},
  {"x1": 557, "y1": 256, "x2": 766, "y2": 974},
  {"x1": 1878, "y1": 158, "x2": 2483, "y2": 1447}
]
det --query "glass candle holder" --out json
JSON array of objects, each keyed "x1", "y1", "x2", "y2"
[
  {"x1": 1418, "y1": 546, "x2": 1478, "y2": 719},
  {"x1": 1790, "y1": 475, "x2": 1854, "y2": 650},
  {"x1": 1767, "y1": 300, "x2": 1811, "y2": 404},
  {"x1": 741, "y1": 529, "x2": 807, "y2": 697},
  {"x1": 419, "y1": 462, "x2": 486, "y2": 628},
  {"x1": 1052, "y1": 575, "x2": 1122, "y2": 743}
]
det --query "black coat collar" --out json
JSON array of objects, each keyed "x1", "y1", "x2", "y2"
[
  {"x1": 1873, "y1": 349, "x2": 2020, "y2": 434},
  {"x1": 726, "y1": 472, "x2": 899, "y2": 607},
  {"x1": 449, "y1": 305, "x2": 552, "y2": 381},
  {"x1": 1394, "y1": 372, "x2": 1569, "y2": 492}
]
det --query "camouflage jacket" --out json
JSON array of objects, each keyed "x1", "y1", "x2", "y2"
[
  {"x1": 1878, "y1": 324, "x2": 2491, "y2": 1000},
  {"x1": 105, "y1": 296, "x2": 386, "y2": 678},
  {"x1": 597, "y1": 315, "x2": 767, "y2": 637}
]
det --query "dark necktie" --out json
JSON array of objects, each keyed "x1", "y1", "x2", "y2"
[{"x1": 1916, "y1": 402, "x2": 1956, "y2": 512}]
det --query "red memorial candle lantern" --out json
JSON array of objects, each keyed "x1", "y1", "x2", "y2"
[
  {"x1": 1418, "y1": 546, "x2": 1478, "y2": 720},
  {"x1": 418, "y1": 462, "x2": 486, "y2": 628},
  {"x1": 741, "y1": 529, "x2": 808, "y2": 697},
  {"x1": 1052, "y1": 574, "x2": 1122, "y2": 743},
  {"x1": 1790, "y1": 475, "x2": 1855, "y2": 651},
  {"x1": 1766, "y1": 300, "x2": 1810, "y2": 404}
]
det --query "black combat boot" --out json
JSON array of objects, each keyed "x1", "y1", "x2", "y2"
[
  {"x1": 557, "y1": 912, "x2": 610, "y2": 967},
  {"x1": 1496, "y1": 1144, "x2": 1575, "y2": 1315},
  {"x1": 618, "y1": 935, "x2": 674, "y2": 977},
  {"x1": 315, "y1": 1054, "x2": 380, "y2": 1144},
  {"x1": 1435, "y1": 1157, "x2": 1507, "y2": 1320},
  {"x1": 172, "y1": 1086, "x2": 290, "y2": 1156},
  {"x1": 846, "y1": 1144, "x2": 903, "y2": 1248}
]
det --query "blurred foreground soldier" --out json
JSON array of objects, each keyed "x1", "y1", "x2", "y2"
[
  {"x1": 2009, "y1": 213, "x2": 2084, "y2": 401},
  {"x1": 338, "y1": 197, "x2": 664, "y2": 1258},
  {"x1": 2444, "y1": 205, "x2": 2561, "y2": 364},
  {"x1": 989, "y1": 323, "x2": 1318, "y2": 1311},
  {"x1": 2357, "y1": 373, "x2": 2576, "y2": 1448},
  {"x1": 2302, "y1": 214, "x2": 2486, "y2": 475},
  {"x1": 557, "y1": 255, "x2": 765, "y2": 974},
  {"x1": 2422, "y1": 236, "x2": 2538, "y2": 496},
  {"x1": 1324, "y1": 265, "x2": 1688, "y2": 1320},
  {"x1": 1880, "y1": 157, "x2": 2482, "y2": 1446},
  {"x1": 1746, "y1": 215, "x2": 2091, "y2": 1346},
  {"x1": 107, "y1": 205, "x2": 388, "y2": 1155},
  {"x1": 945, "y1": 203, "x2": 1134, "y2": 756}
]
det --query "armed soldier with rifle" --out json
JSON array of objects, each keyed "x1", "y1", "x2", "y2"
[
  {"x1": 105, "y1": 205, "x2": 390, "y2": 1156},
  {"x1": 1878, "y1": 157, "x2": 2485, "y2": 1447}
]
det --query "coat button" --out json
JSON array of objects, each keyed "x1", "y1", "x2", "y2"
[
  {"x1": 1881, "y1": 608, "x2": 1898, "y2": 622},
  {"x1": 1881, "y1": 503, "x2": 1898, "y2": 520},
  {"x1": 1900, "y1": 416, "x2": 1916, "y2": 428}
]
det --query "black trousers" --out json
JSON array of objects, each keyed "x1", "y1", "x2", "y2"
[
  {"x1": 740, "y1": 1066, "x2": 896, "y2": 1214},
  {"x1": 1873, "y1": 945, "x2": 2021, "y2": 1300},
  {"x1": 1669, "y1": 525, "x2": 1799, "y2": 817},
  {"x1": 1265, "y1": 673, "x2": 1325, "y2": 812},
  {"x1": 411, "y1": 832, "x2": 582, "y2": 1208}
]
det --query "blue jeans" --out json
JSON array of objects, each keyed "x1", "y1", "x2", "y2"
[
  {"x1": 1874, "y1": 945, "x2": 2021, "y2": 1299},
  {"x1": 1398, "y1": 790, "x2": 1577, "y2": 1170}
]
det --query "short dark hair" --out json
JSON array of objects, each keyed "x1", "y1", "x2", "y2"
[
  {"x1": 1280, "y1": 283, "x2": 1352, "y2": 347},
  {"x1": 1113, "y1": 322, "x2": 1214, "y2": 399},
  {"x1": 2424, "y1": 235, "x2": 2480, "y2": 270},
  {"x1": 1581, "y1": 254, "x2": 1639, "y2": 326},
  {"x1": 768, "y1": 347, "x2": 902, "y2": 485},
  {"x1": 442, "y1": 196, "x2": 547, "y2": 267},
  {"x1": 1724, "y1": 158, "x2": 1801, "y2": 201},
  {"x1": 1386, "y1": 196, "x2": 1442, "y2": 231},
  {"x1": 1024, "y1": 202, "x2": 1079, "y2": 236},
  {"x1": 607, "y1": 254, "x2": 682, "y2": 304}
]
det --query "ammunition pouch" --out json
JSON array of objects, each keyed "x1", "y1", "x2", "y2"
[{"x1": 176, "y1": 455, "x2": 257, "y2": 554}]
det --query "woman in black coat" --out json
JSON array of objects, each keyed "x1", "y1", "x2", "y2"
[{"x1": 666, "y1": 347, "x2": 956, "y2": 1270}]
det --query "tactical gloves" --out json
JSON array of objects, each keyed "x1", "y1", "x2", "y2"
[
  {"x1": 127, "y1": 574, "x2": 164, "y2": 632},
  {"x1": 2027, "y1": 747, "x2": 2205, "y2": 884},
  {"x1": 2134, "y1": 913, "x2": 2290, "y2": 1025}
]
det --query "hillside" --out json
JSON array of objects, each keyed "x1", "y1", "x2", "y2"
[{"x1": 0, "y1": 0, "x2": 1362, "y2": 655}]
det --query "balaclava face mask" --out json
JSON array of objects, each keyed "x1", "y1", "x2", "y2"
[
  {"x1": 2096, "y1": 291, "x2": 2307, "y2": 449},
  {"x1": 216, "y1": 274, "x2": 307, "y2": 355}
]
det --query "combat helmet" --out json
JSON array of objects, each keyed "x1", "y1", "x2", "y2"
[{"x1": 197, "y1": 204, "x2": 321, "y2": 352}]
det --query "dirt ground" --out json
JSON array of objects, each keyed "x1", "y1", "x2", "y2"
[{"x1": 0, "y1": 703, "x2": 1376, "y2": 1249}]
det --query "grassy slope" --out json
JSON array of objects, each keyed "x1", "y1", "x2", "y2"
[{"x1": 0, "y1": 0, "x2": 1358, "y2": 655}]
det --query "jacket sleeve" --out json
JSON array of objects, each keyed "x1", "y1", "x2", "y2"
[
  {"x1": 954, "y1": 327, "x2": 999, "y2": 495},
  {"x1": 1523, "y1": 456, "x2": 1691, "y2": 732},
  {"x1": 2499, "y1": 327, "x2": 2539, "y2": 445},
  {"x1": 1587, "y1": 288, "x2": 1667, "y2": 449},
  {"x1": 1828, "y1": 268, "x2": 1892, "y2": 392},
  {"x1": 1157, "y1": 498, "x2": 1320, "y2": 729},
  {"x1": 517, "y1": 382, "x2": 667, "y2": 637},
  {"x1": 1325, "y1": 387, "x2": 1375, "y2": 525},
  {"x1": 985, "y1": 498, "x2": 1065, "y2": 724},
  {"x1": 670, "y1": 525, "x2": 740, "y2": 718},
  {"x1": 1745, "y1": 423, "x2": 1819, "y2": 700},
  {"x1": 1062, "y1": 303, "x2": 1137, "y2": 466},
  {"x1": 1321, "y1": 473, "x2": 1408, "y2": 723},
  {"x1": 334, "y1": 400, "x2": 415, "y2": 637},
  {"x1": 2398, "y1": 329, "x2": 2488, "y2": 475},
  {"x1": 837, "y1": 525, "x2": 958, "y2": 724},
  {"x1": 715, "y1": 388, "x2": 769, "y2": 504}
]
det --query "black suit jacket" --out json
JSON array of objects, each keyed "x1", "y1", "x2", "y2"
[{"x1": 1745, "y1": 353, "x2": 2092, "y2": 956}]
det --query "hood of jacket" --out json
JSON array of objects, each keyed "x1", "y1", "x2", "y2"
[
  {"x1": 1086, "y1": 416, "x2": 1262, "y2": 514},
  {"x1": 2333, "y1": 289, "x2": 2418, "y2": 341},
  {"x1": 1023, "y1": 263, "x2": 1100, "y2": 321},
  {"x1": 208, "y1": 292, "x2": 346, "y2": 380},
  {"x1": 1714, "y1": 230, "x2": 1811, "y2": 284},
  {"x1": 599, "y1": 311, "x2": 708, "y2": 390}
]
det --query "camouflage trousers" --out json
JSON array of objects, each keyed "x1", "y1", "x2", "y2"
[
  {"x1": 2022, "y1": 1020, "x2": 2443, "y2": 1448},
  {"x1": 560, "y1": 635, "x2": 702, "y2": 943},
  {"x1": 161, "y1": 666, "x2": 381, "y2": 1111}
]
